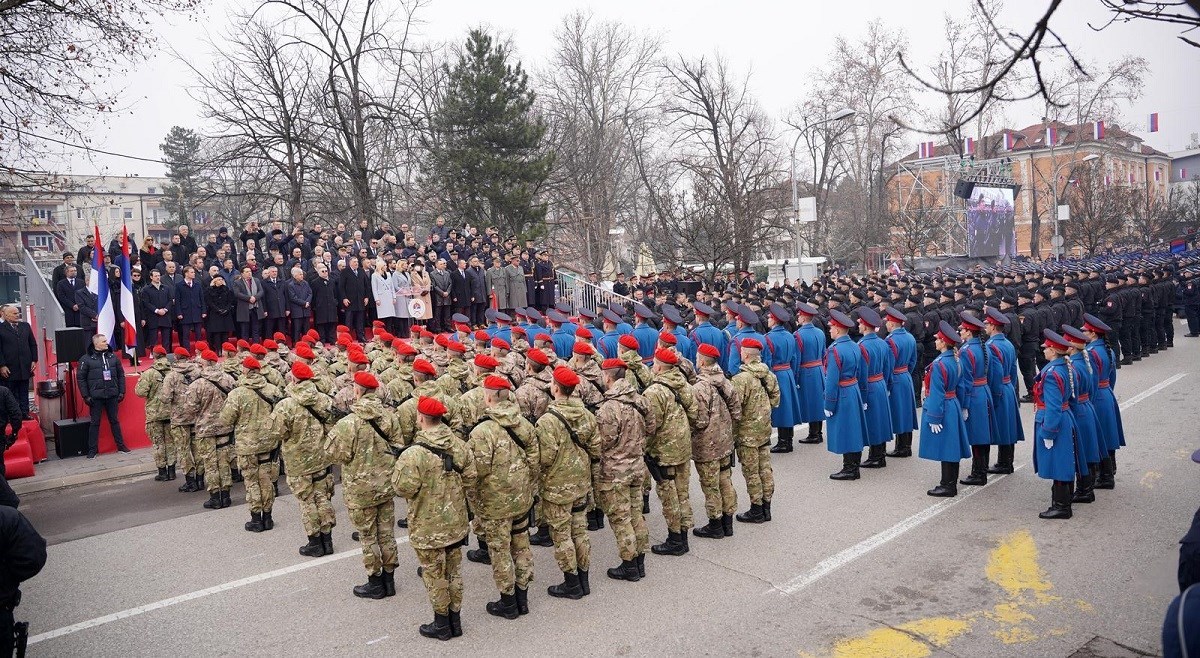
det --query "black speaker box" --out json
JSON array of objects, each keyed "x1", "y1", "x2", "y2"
[
  {"x1": 954, "y1": 180, "x2": 976, "y2": 199},
  {"x1": 54, "y1": 419, "x2": 90, "y2": 458},
  {"x1": 56, "y1": 327, "x2": 87, "y2": 363}
]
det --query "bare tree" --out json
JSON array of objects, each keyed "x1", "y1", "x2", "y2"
[
  {"x1": 1126, "y1": 186, "x2": 1174, "y2": 248},
  {"x1": 890, "y1": 180, "x2": 948, "y2": 266},
  {"x1": 1063, "y1": 161, "x2": 1128, "y2": 254},
  {"x1": 1171, "y1": 176, "x2": 1200, "y2": 235}
]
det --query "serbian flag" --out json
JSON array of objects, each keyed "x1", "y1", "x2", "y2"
[
  {"x1": 1002, "y1": 132, "x2": 1015, "y2": 150},
  {"x1": 1129, "y1": 172, "x2": 1136, "y2": 184},
  {"x1": 1148, "y1": 113, "x2": 1159, "y2": 132},
  {"x1": 918, "y1": 142, "x2": 929, "y2": 158},
  {"x1": 962, "y1": 137, "x2": 975, "y2": 155},
  {"x1": 1182, "y1": 168, "x2": 1189, "y2": 180},
  {"x1": 118, "y1": 225, "x2": 137, "y2": 356},
  {"x1": 89, "y1": 225, "x2": 116, "y2": 343},
  {"x1": 1104, "y1": 175, "x2": 1112, "y2": 186},
  {"x1": 1154, "y1": 169, "x2": 1161, "y2": 182},
  {"x1": 888, "y1": 261, "x2": 902, "y2": 276},
  {"x1": 1045, "y1": 124, "x2": 1058, "y2": 145},
  {"x1": 1093, "y1": 121, "x2": 1105, "y2": 140}
]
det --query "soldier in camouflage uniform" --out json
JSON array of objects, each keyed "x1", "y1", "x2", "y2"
[
  {"x1": 263, "y1": 339, "x2": 289, "y2": 377},
  {"x1": 220, "y1": 357, "x2": 282, "y2": 532},
  {"x1": 536, "y1": 366, "x2": 599, "y2": 600},
  {"x1": 456, "y1": 354, "x2": 500, "y2": 429},
  {"x1": 596, "y1": 358, "x2": 654, "y2": 581},
  {"x1": 135, "y1": 346, "x2": 175, "y2": 481},
  {"x1": 690, "y1": 343, "x2": 740, "y2": 539},
  {"x1": 249, "y1": 343, "x2": 286, "y2": 389},
  {"x1": 331, "y1": 349, "x2": 371, "y2": 417},
  {"x1": 515, "y1": 348, "x2": 556, "y2": 547},
  {"x1": 269, "y1": 361, "x2": 337, "y2": 558},
  {"x1": 659, "y1": 332, "x2": 697, "y2": 383},
  {"x1": 644, "y1": 348, "x2": 697, "y2": 556},
  {"x1": 438, "y1": 342, "x2": 471, "y2": 395},
  {"x1": 731, "y1": 338, "x2": 781, "y2": 524},
  {"x1": 618, "y1": 335, "x2": 652, "y2": 392},
  {"x1": 491, "y1": 338, "x2": 525, "y2": 388},
  {"x1": 160, "y1": 347, "x2": 202, "y2": 492},
  {"x1": 397, "y1": 359, "x2": 462, "y2": 447},
  {"x1": 393, "y1": 396, "x2": 478, "y2": 641},
  {"x1": 532, "y1": 333, "x2": 561, "y2": 367},
  {"x1": 567, "y1": 344, "x2": 604, "y2": 408},
  {"x1": 465, "y1": 375, "x2": 539, "y2": 619},
  {"x1": 326, "y1": 371, "x2": 403, "y2": 600},
  {"x1": 183, "y1": 350, "x2": 237, "y2": 510}
]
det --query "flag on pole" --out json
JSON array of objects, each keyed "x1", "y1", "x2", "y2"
[
  {"x1": 1128, "y1": 172, "x2": 1136, "y2": 184},
  {"x1": 962, "y1": 137, "x2": 975, "y2": 155},
  {"x1": 918, "y1": 142, "x2": 930, "y2": 158},
  {"x1": 888, "y1": 261, "x2": 902, "y2": 276},
  {"x1": 1182, "y1": 168, "x2": 1189, "y2": 180},
  {"x1": 1154, "y1": 169, "x2": 1161, "y2": 182},
  {"x1": 1002, "y1": 132, "x2": 1014, "y2": 150},
  {"x1": 119, "y1": 225, "x2": 137, "y2": 356},
  {"x1": 1148, "y1": 113, "x2": 1159, "y2": 133},
  {"x1": 1045, "y1": 124, "x2": 1058, "y2": 145},
  {"x1": 1104, "y1": 175, "x2": 1111, "y2": 186},
  {"x1": 1093, "y1": 121, "x2": 1105, "y2": 140},
  {"x1": 90, "y1": 225, "x2": 115, "y2": 343}
]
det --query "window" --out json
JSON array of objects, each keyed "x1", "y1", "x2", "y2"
[
  {"x1": 123, "y1": 208, "x2": 133, "y2": 220},
  {"x1": 30, "y1": 206, "x2": 57, "y2": 222},
  {"x1": 28, "y1": 235, "x2": 52, "y2": 250},
  {"x1": 109, "y1": 207, "x2": 120, "y2": 221},
  {"x1": 147, "y1": 187, "x2": 157, "y2": 194},
  {"x1": 76, "y1": 208, "x2": 83, "y2": 219}
]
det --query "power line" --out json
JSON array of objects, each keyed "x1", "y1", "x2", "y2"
[{"x1": 11, "y1": 132, "x2": 172, "y2": 166}]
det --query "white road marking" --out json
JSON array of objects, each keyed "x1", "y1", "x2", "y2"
[
  {"x1": 366, "y1": 635, "x2": 390, "y2": 645},
  {"x1": 29, "y1": 537, "x2": 410, "y2": 646},
  {"x1": 1118, "y1": 373, "x2": 1186, "y2": 410}
]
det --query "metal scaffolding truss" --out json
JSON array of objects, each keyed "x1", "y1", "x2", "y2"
[{"x1": 895, "y1": 155, "x2": 1015, "y2": 255}]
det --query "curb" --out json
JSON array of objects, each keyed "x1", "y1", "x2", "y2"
[{"x1": 12, "y1": 462, "x2": 159, "y2": 496}]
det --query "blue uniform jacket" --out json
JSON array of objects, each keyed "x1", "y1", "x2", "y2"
[
  {"x1": 959, "y1": 338, "x2": 998, "y2": 446},
  {"x1": 918, "y1": 350, "x2": 970, "y2": 462},
  {"x1": 690, "y1": 322, "x2": 728, "y2": 367},
  {"x1": 597, "y1": 330, "x2": 622, "y2": 359},
  {"x1": 857, "y1": 333, "x2": 894, "y2": 446},
  {"x1": 885, "y1": 328, "x2": 918, "y2": 433},
  {"x1": 822, "y1": 335, "x2": 867, "y2": 455},
  {"x1": 1067, "y1": 352, "x2": 1102, "y2": 467},
  {"x1": 1085, "y1": 339, "x2": 1124, "y2": 451},
  {"x1": 632, "y1": 322, "x2": 658, "y2": 363},
  {"x1": 671, "y1": 326, "x2": 697, "y2": 364},
  {"x1": 1032, "y1": 358, "x2": 1079, "y2": 481},
  {"x1": 551, "y1": 326, "x2": 575, "y2": 360},
  {"x1": 984, "y1": 334, "x2": 1024, "y2": 445},
  {"x1": 794, "y1": 323, "x2": 827, "y2": 423},
  {"x1": 764, "y1": 325, "x2": 800, "y2": 428},
  {"x1": 727, "y1": 326, "x2": 767, "y2": 375}
]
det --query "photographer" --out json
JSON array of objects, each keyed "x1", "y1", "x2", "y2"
[{"x1": 0, "y1": 475, "x2": 46, "y2": 657}]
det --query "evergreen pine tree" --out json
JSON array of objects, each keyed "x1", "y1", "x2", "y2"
[{"x1": 159, "y1": 126, "x2": 206, "y2": 229}]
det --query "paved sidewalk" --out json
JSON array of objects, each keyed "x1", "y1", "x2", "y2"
[{"x1": 12, "y1": 448, "x2": 158, "y2": 496}]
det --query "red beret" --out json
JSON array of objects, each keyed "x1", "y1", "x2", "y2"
[
  {"x1": 336, "y1": 324, "x2": 350, "y2": 334},
  {"x1": 447, "y1": 341, "x2": 467, "y2": 354},
  {"x1": 242, "y1": 357, "x2": 261, "y2": 370},
  {"x1": 353, "y1": 371, "x2": 379, "y2": 389},
  {"x1": 413, "y1": 359, "x2": 437, "y2": 377},
  {"x1": 336, "y1": 334, "x2": 353, "y2": 347},
  {"x1": 291, "y1": 362, "x2": 313, "y2": 380},
  {"x1": 512, "y1": 326, "x2": 526, "y2": 336},
  {"x1": 534, "y1": 333, "x2": 552, "y2": 344},
  {"x1": 654, "y1": 348, "x2": 678, "y2": 365},
  {"x1": 618, "y1": 335, "x2": 639, "y2": 350},
  {"x1": 396, "y1": 340, "x2": 418, "y2": 356},
  {"x1": 434, "y1": 333, "x2": 450, "y2": 347},
  {"x1": 740, "y1": 338, "x2": 763, "y2": 350},
  {"x1": 152, "y1": 345, "x2": 167, "y2": 356},
  {"x1": 373, "y1": 327, "x2": 387, "y2": 337},
  {"x1": 698, "y1": 343, "x2": 721, "y2": 359},
  {"x1": 527, "y1": 348, "x2": 549, "y2": 366},
  {"x1": 272, "y1": 332, "x2": 288, "y2": 342},
  {"x1": 305, "y1": 329, "x2": 319, "y2": 341},
  {"x1": 658, "y1": 331, "x2": 677, "y2": 345},
  {"x1": 601, "y1": 358, "x2": 627, "y2": 370},
  {"x1": 417, "y1": 396, "x2": 447, "y2": 417},
  {"x1": 553, "y1": 366, "x2": 580, "y2": 387},
  {"x1": 575, "y1": 327, "x2": 593, "y2": 339},
  {"x1": 372, "y1": 320, "x2": 386, "y2": 328},
  {"x1": 173, "y1": 347, "x2": 191, "y2": 359},
  {"x1": 483, "y1": 375, "x2": 512, "y2": 391},
  {"x1": 294, "y1": 344, "x2": 315, "y2": 360},
  {"x1": 474, "y1": 354, "x2": 500, "y2": 369},
  {"x1": 194, "y1": 341, "x2": 209, "y2": 353},
  {"x1": 200, "y1": 350, "x2": 219, "y2": 363},
  {"x1": 348, "y1": 350, "x2": 369, "y2": 365},
  {"x1": 249, "y1": 344, "x2": 268, "y2": 356},
  {"x1": 474, "y1": 330, "x2": 490, "y2": 341},
  {"x1": 263, "y1": 339, "x2": 279, "y2": 350},
  {"x1": 236, "y1": 339, "x2": 251, "y2": 349},
  {"x1": 221, "y1": 342, "x2": 236, "y2": 353},
  {"x1": 572, "y1": 342, "x2": 594, "y2": 355},
  {"x1": 455, "y1": 322, "x2": 471, "y2": 333},
  {"x1": 491, "y1": 337, "x2": 511, "y2": 350}
]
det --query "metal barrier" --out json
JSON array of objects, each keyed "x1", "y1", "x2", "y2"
[
  {"x1": 555, "y1": 270, "x2": 636, "y2": 313},
  {"x1": 23, "y1": 248, "x2": 65, "y2": 376}
]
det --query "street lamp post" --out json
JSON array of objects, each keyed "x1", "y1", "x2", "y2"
[
  {"x1": 1051, "y1": 153, "x2": 1100, "y2": 259},
  {"x1": 789, "y1": 108, "x2": 855, "y2": 260}
]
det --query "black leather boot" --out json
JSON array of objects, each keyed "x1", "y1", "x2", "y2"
[
  {"x1": 467, "y1": 538, "x2": 491, "y2": 564},
  {"x1": 155, "y1": 467, "x2": 169, "y2": 481},
  {"x1": 486, "y1": 592, "x2": 520, "y2": 619},
  {"x1": 651, "y1": 531, "x2": 687, "y2": 556},
  {"x1": 547, "y1": 571, "x2": 583, "y2": 599},
  {"x1": 167, "y1": 464, "x2": 177, "y2": 480},
  {"x1": 419, "y1": 612, "x2": 452, "y2": 640},
  {"x1": 798, "y1": 421, "x2": 824, "y2": 444},
  {"x1": 197, "y1": 474, "x2": 205, "y2": 489},
  {"x1": 721, "y1": 513, "x2": 734, "y2": 536},
  {"x1": 1039, "y1": 481, "x2": 1073, "y2": 519},
  {"x1": 762, "y1": 500, "x2": 771, "y2": 522},
  {"x1": 642, "y1": 493, "x2": 650, "y2": 514},
  {"x1": 353, "y1": 573, "x2": 387, "y2": 599},
  {"x1": 578, "y1": 569, "x2": 590, "y2": 596},
  {"x1": 299, "y1": 534, "x2": 325, "y2": 557},
  {"x1": 1095, "y1": 456, "x2": 1115, "y2": 489},
  {"x1": 607, "y1": 559, "x2": 640, "y2": 582},
  {"x1": 586, "y1": 509, "x2": 599, "y2": 531},
  {"x1": 886, "y1": 432, "x2": 912, "y2": 457},
  {"x1": 636, "y1": 553, "x2": 645, "y2": 578},
  {"x1": 178, "y1": 473, "x2": 197, "y2": 493},
  {"x1": 988, "y1": 444, "x2": 1015, "y2": 474},
  {"x1": 679, "y1": 532, "x2": 689, "y2": 553},
  {"x1": 861, "y1": 444, "x2": 887, "y2": 468},
  {"x1": 245, "y1": 511, "x2": 264, "y2": 532},
  {"x1": 320, "y1": 531, "x2": 333, "y2": 555},
  {"x1": 515, "y1": 586, "x2": 529, "y2": 615},
  {"x1": 448, "y1": 609, "x2": 463, "y2": 638},
  {"x1": 594, "y1": 509, "x2": 605, "y2": 530},
  {"x1": 529, "y1": 524, "x2": 552, "y2": 547},
  {"x1": 960, "y1": 446, "x2": 989, "y2": 485},
  {"x1": 220, "y1": 489, "x2": 232, "y2": 508},
  {"x1": 927, "y1": 461, "x2": 959, "y2": 497},
  {"x1": 202, "y1": 491, "x2": 222, "y2": 509},
  {"x1": 692, "y1": 517, "x2": 724, "y2": 539},
  {"x1": 262, "y1": 510, "x2": 274, "y2": 530},
  {"x1": 829, "y1": 452, "x2": 860, "y2": 480},
  {"x1": 382, "y1": 570, "x2": 396, "y2": 597},
  {"x1": 771, "y1": 426, "x2": 794, "y2": 453},
  {"x1": 736, "y1": 503, "x2": 766, "y2": 524},
  {"x1": 231, "y1": 468, "x2": 244, "y2": 483},
  {"x1": 1072, "y1": 465, "x2": 1097, "y2": 503}
]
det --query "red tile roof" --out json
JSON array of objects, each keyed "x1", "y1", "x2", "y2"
[{"x1": 901, "y1": 120, "x2": 1169, "y2": 163}]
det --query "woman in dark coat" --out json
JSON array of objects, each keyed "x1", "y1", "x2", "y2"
[{"x1": 204, "y1": 276, "x2": 236, "y2": 349}]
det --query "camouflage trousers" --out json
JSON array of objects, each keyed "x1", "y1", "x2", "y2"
[
  {"x1": 288, "y1": 468, "x2": 337, "y2": 536},
  {"x1": 478, "y1": 515, "x2": 534, "y2": 595},
  {"x1": 597, "y1": 477, "x2": 647, "y2": 561},
  {"x1": 147, "y1": 419, "x2": 173, "y2": 468},
  {"x1": 237, "y1": 451, "x2": 278, "y2": 514},
  {"x1": 736, "y1": 443, "x2": 775, "y2": 504},
  {"x1": 198, "y1": 435, "x2": 234, "y2": 493},
  {"x1": 542, "y1": 498, "x2": 590, "y2": 573},
  {"x1": 414, "y1": 543, "x2": 464, "y2": 615},
  {"x1": 348, "y1": 500, "x2": 399, "y2": 576},
  {"x1": 694, "y1": 454, "x2": 737, "y2": 519},
  {"x1": 171, "y1": 425, "x2": 196, "y2": 475},
  {"x1": 654, "y1": 460, "x2": 693, "y2": 533}
]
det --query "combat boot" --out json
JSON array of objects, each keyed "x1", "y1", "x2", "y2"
[
  {"x1": 927, "y1": 462, "x2": 959, "y2": 497},
  {"x1": 860, "y1": 444, "x2": 887, "y2": 468},
  {"x1": 196, "y1": 474, "x2": 205, "y2": 489},
  {"x1": 467, "y1": 538, "x2": 491, "y2": 564},
  {"x1": 642, "y1": 493, "x2": 650, "y2": 514},
  {"x1": 353, "y1": 573, "x2": 386, "y2": 599},
  {"x1": 202, "y1": 491, "x2": 222, "y2": 509},
  {"x1": 721, "y1": 513, "x2": 734, "y2": 537},
  {"x1": 262, "y1": 510, "x2": 274, "y2": 530},
  {"x1": 382, "y1": 570, "x2": 396, "y2": 597},
  {"x1": 770, "y1": 427, "x2": 793, "y2": 453},
  {"x1": 735, "y1": 504, "x2": 766, "y2": 524},
  {"x1": 692, "y1": 517, "x2": 724, "y2": 539},
  {"x1": 887, "y1": 432, "x2": 912, "y2": 457},
  {"x1": 155, "y1": 467, "x2": 169, "y2": 481},
  {"x1": 762, "y1": 500, "x2": 772, "y2": 522},
  {"x1": 960, "y1": 446, "x2": 989, "y2": 486},
  {"x1": 351, "y1": 531, "x2": 360, "y2": 541},
  {"x1": 515, "y1": 587, "x2": 529, "y2": 615},
  {"x1": 419, "y1": 612, "x2": 452, "y2": 641},
  {"x1": 829, "y1": 452, "x2": 861, "y2": 481},
  {"x1": 586, "y1": 509, "x2": 599, "y2": 531},
  {"x1": 178, "y1": 474, "x2": 198, "y2": 493},
  {"x1": 220, "y1": 489, "x2": 232, "y2": 508},
  {"x1": 486, "y1": 592, "x2": 520, "y2": 619},
  {"x1": 299, "y1": 535, "x2": 325, "y2": 557},
  {"x1": 1039, "y1": 481, "x2": 1073, "y2": 519},
  {"x1": 1095, "y1": 457, "x2": 1116, "y2": 489},
  {"x1": 529, "y1": 524, "x2": 552, "y2": 546},
  {"x1": 651, "y1": 531, "x2": 686, "y2": 556},
  {"x1": 244, "y1": 511, "x2": 264, "y2": 532},
  {"x1": 606, "y1": 559, "x2": 641, "y2": 582},
  {"x1": 320, "y1": 532, "x2": 334, "y2": 555},
  {"x1": 547, "y1": 571, "x2": 583, "y2": 600},
  {"x1": 397, "y1": 517, "x2": 408, "y2": 528},
  {"x1": 988, "y1": 445, "x2": 1015, "y2": 474},
  {"x1": 636, "y1": 553, "x2": 646, "y2": 578},
  {"x1": 166, "y1": 464, "x2": 177, "y2": 480},
  {"x1": 578, "y1": 569, "x2": 590, "y2": 596},
  {"x1": 678, "y1": 532, "x2": 689, "y2": 553},
  {"x1": 448, "y1": 610, "x2": 463, "y2": 638},
  {"x1": 1072, "y1": 466, "x2": 1097, "y2": 504},
  {"x1": 594, "y1": 509, "x2": 605, "y2": 530},
  {"x1": 231, "y1": 468, "x2": 244, "y2": 483}
]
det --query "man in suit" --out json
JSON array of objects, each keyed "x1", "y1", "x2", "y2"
[
  {"x1": 231, "y1": 266, "x2": 266, "y2": 342},
  {"x1": 466, "y1": 256, "x2": 488, "y2": 328},
  {"x1": 139, "y1": 268, "x2": 174, "y2": 353},
  {"x1": 52, "y1": 253, "x2": 75, "y2": 289},
  {"x1": 284, "y1": 267, "x2": 314, "y2": 344},
  {"x1": 174, "y1": 266, "x2": 206, "y2": 350},
  {"x1": 451, "y1": 258, "x2": 471, "y2": 324},
  {"x1": 261, "y1": 265, "x2": 288, "y2": 340},
  {"x1": 76, "y1": 234, "x2": 95, "y2": 270},
  {"x1": 430, "y1": 258, "x2": 454, "y2": 333},
  {"x1": 339, "y1": 257, "x2": 369, "y2": 341},
  {"x1": 55, "y1": 265, "x2": 85, "y2": 327},
  {"x1": 75, "y1": 274, "x2": 100, "y2": 334},
  {"x1": 0, "y1": 304, "x2": 38, "y2": 418},
  {"x1": 309, "y1": 264, "x2": 339, "y2": 344}
]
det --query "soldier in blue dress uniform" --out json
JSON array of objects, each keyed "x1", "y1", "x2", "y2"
[
  {"x1": 956, "y1": 312, "x2": 998, "y2": 486},
  {"x1": 726, "y1": 307, "x2": 767, "y2": 375},
  {"x1": 547, "y1": 309, "x2": 575, "y2": 359},
  {"x1": 823, "y1": 310, "x2": 869, "y2": 481},
  {"x1": 794, "y1": 303, "x2": 828, "y2": 445},
  {"x1": 764, "y1": 304, "x2": 801, "y2": 453},
  {"x1": 661, "y1": 305, "x2": 696, "y2": 365},
  {"x1": 689, "y1": 302, "x2": 728, "y2": 367},
  {"x1": 982, "y1": 307, "x2": 1023, "y2": 474},
  {"x1": 631, "y1": 303, "x2": 659, "y2": 364},
  {"x1": 919, "y1": 321, "x2": 970, "y2": 497},
  {"x1": 1062, "y1": 325, "x2": 1103, "y2": 504},
  {"x1": 1081, "y1": 314, "x2": 1123, "y2": 490},
  {"x1": 855, "y1": 308, "x2": 894, "y2": 468},
  {"x1": 1032, "y1": 329, "x2": 1079, "y2": 519},
  {"x1": 883, "y1": 307, "x2": 918, "y2": 458}
]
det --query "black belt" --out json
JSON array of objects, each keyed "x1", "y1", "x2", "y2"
[
  {"x1": 257, "y1": 448, "x2": 279, "y2": 464},
  {"x1": 214, "y1": 435, "x2": 233, "y2": 449},
  {"x1": 570, "y1": 500, "x2": 589, "y2": 514},
  {"x1": 311, "y1": 466, "x2": 333, "y2": 482}
]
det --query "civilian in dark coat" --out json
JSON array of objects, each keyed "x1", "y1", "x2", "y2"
[
  {"x1": 0, "y1": 305, "x2": 37, "y2": 418},
  {"x1": 309, "y1": 266, "x2": 340, "y2": 344},
  {"x1": 204, "y1": 277, "x2": 236, "y2": 349},
  {"x1": 0, "y1": 502, "x2": 47, "y2": 655},
  {"x1": 430, "y1": 259, "x2": 454, "y2": 332},
  {"x1": 231, "y1": 268, "x2": 266, "y2": 342},
  {"x1": 139, "y1": 269, "x2": 175, "y2": 352},
  {"x1": 51, "y1": 254, "x2": 75, "y2": 289},
  {"x1": 261, "y1": 266, "x2": 288, "y2": 341},
  {"x1": 76, "y1": 286, "x2": 100, "y2": 334},
  {"x1": 55, "y1": 265, "x2": 85, "y2": 327},
  {"x1": 466, "y1": 258, "x2": 488, "y2": 327},
  {"x1": 284, "y1": 268, "x2": 313, "y2": 344},
  {"x1": 338, "y1": 258, "x2": 369, "y2": 341},
  {"x1": 174, "y1": 267, "x2": 207, "y2": 350},
  {"x1": 77, "y1": 333, "x2": 128, "y2": 456},
  {"x1": 76, "y1": 235, "x2": 95, "y2": 270},
  {"x1": 451, "y1": 260, "x2": 471, "y2": 322}
]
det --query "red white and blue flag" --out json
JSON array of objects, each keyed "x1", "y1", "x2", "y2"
[
  {"x1": 1182, "y1": 168, "x2": 1189, "y2": 180},
  {"x1": 1148, "y1": 113, "x2": 1159, "y2": 133},
  {"x1": 1002, "y1": 132, "x2": 1015, "y2": 150},
  {"x1": 918, "y1": 141, "x2": 936, "y2": 158},
  {"x1": 1155, "y1": 169, "x2": 1161, "y2": 182},
  {"x1": 888, "y1": 261, "x2": 902, "y2": 276},
  {"x1": 1045, "y1": 125, "x2": 1058, "y2": 145},
  {"x1": 1093, "y1": 121, "x2": 1105, "y2": 140},
  {"x1": 118, "y1": 225, "x2": 137, "y2": 356},
  {"x1": 1128, "y1": 172, "x2": 1136, "y2": 184},
  {"x1": 89, "y1": 225, "x2": 115, "y2": 342},
  {"x1": 962, "y1": 137, "x2": 975, "y2": 155}
]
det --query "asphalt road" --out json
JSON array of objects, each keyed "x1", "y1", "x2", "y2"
[{"x1": 16, "y1": 335, "x2": 1199, "y2": 657}]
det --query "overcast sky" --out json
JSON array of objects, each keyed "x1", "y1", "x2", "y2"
[{"x1": 62, "y1": 0, "x2": 1199, "y2": 177}]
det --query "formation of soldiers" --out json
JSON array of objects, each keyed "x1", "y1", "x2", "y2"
[{"x1": 129, "y1": 248, "x2": 1192, "y2": 640}]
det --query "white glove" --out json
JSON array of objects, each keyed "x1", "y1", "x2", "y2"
[
  {"x1": 1043, "y1": 439, "x2": 1052, "y2": 449},
  {"x1": 824, "y1": 409, "x2": 833, "y2": 418},
  {"x1": 930, "y1": 423, "x2": 943, "y2": 434},
  {"x1": 862, "y1": 403, "x2": 868, "y2": 411},
  {"x1": 963, "y1": 409, "x2": 970, "y2": 421}
]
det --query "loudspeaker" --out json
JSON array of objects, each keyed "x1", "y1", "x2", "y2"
[
  {"x1": 56, "y1": 327, "x2": 87, "y2": 363},
  {"x1": 54, "y1": 419, "x2": 90, "y2": 458},
  {"x1": 954, "y1": 180, "x2": 976, "y2": 199}
]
